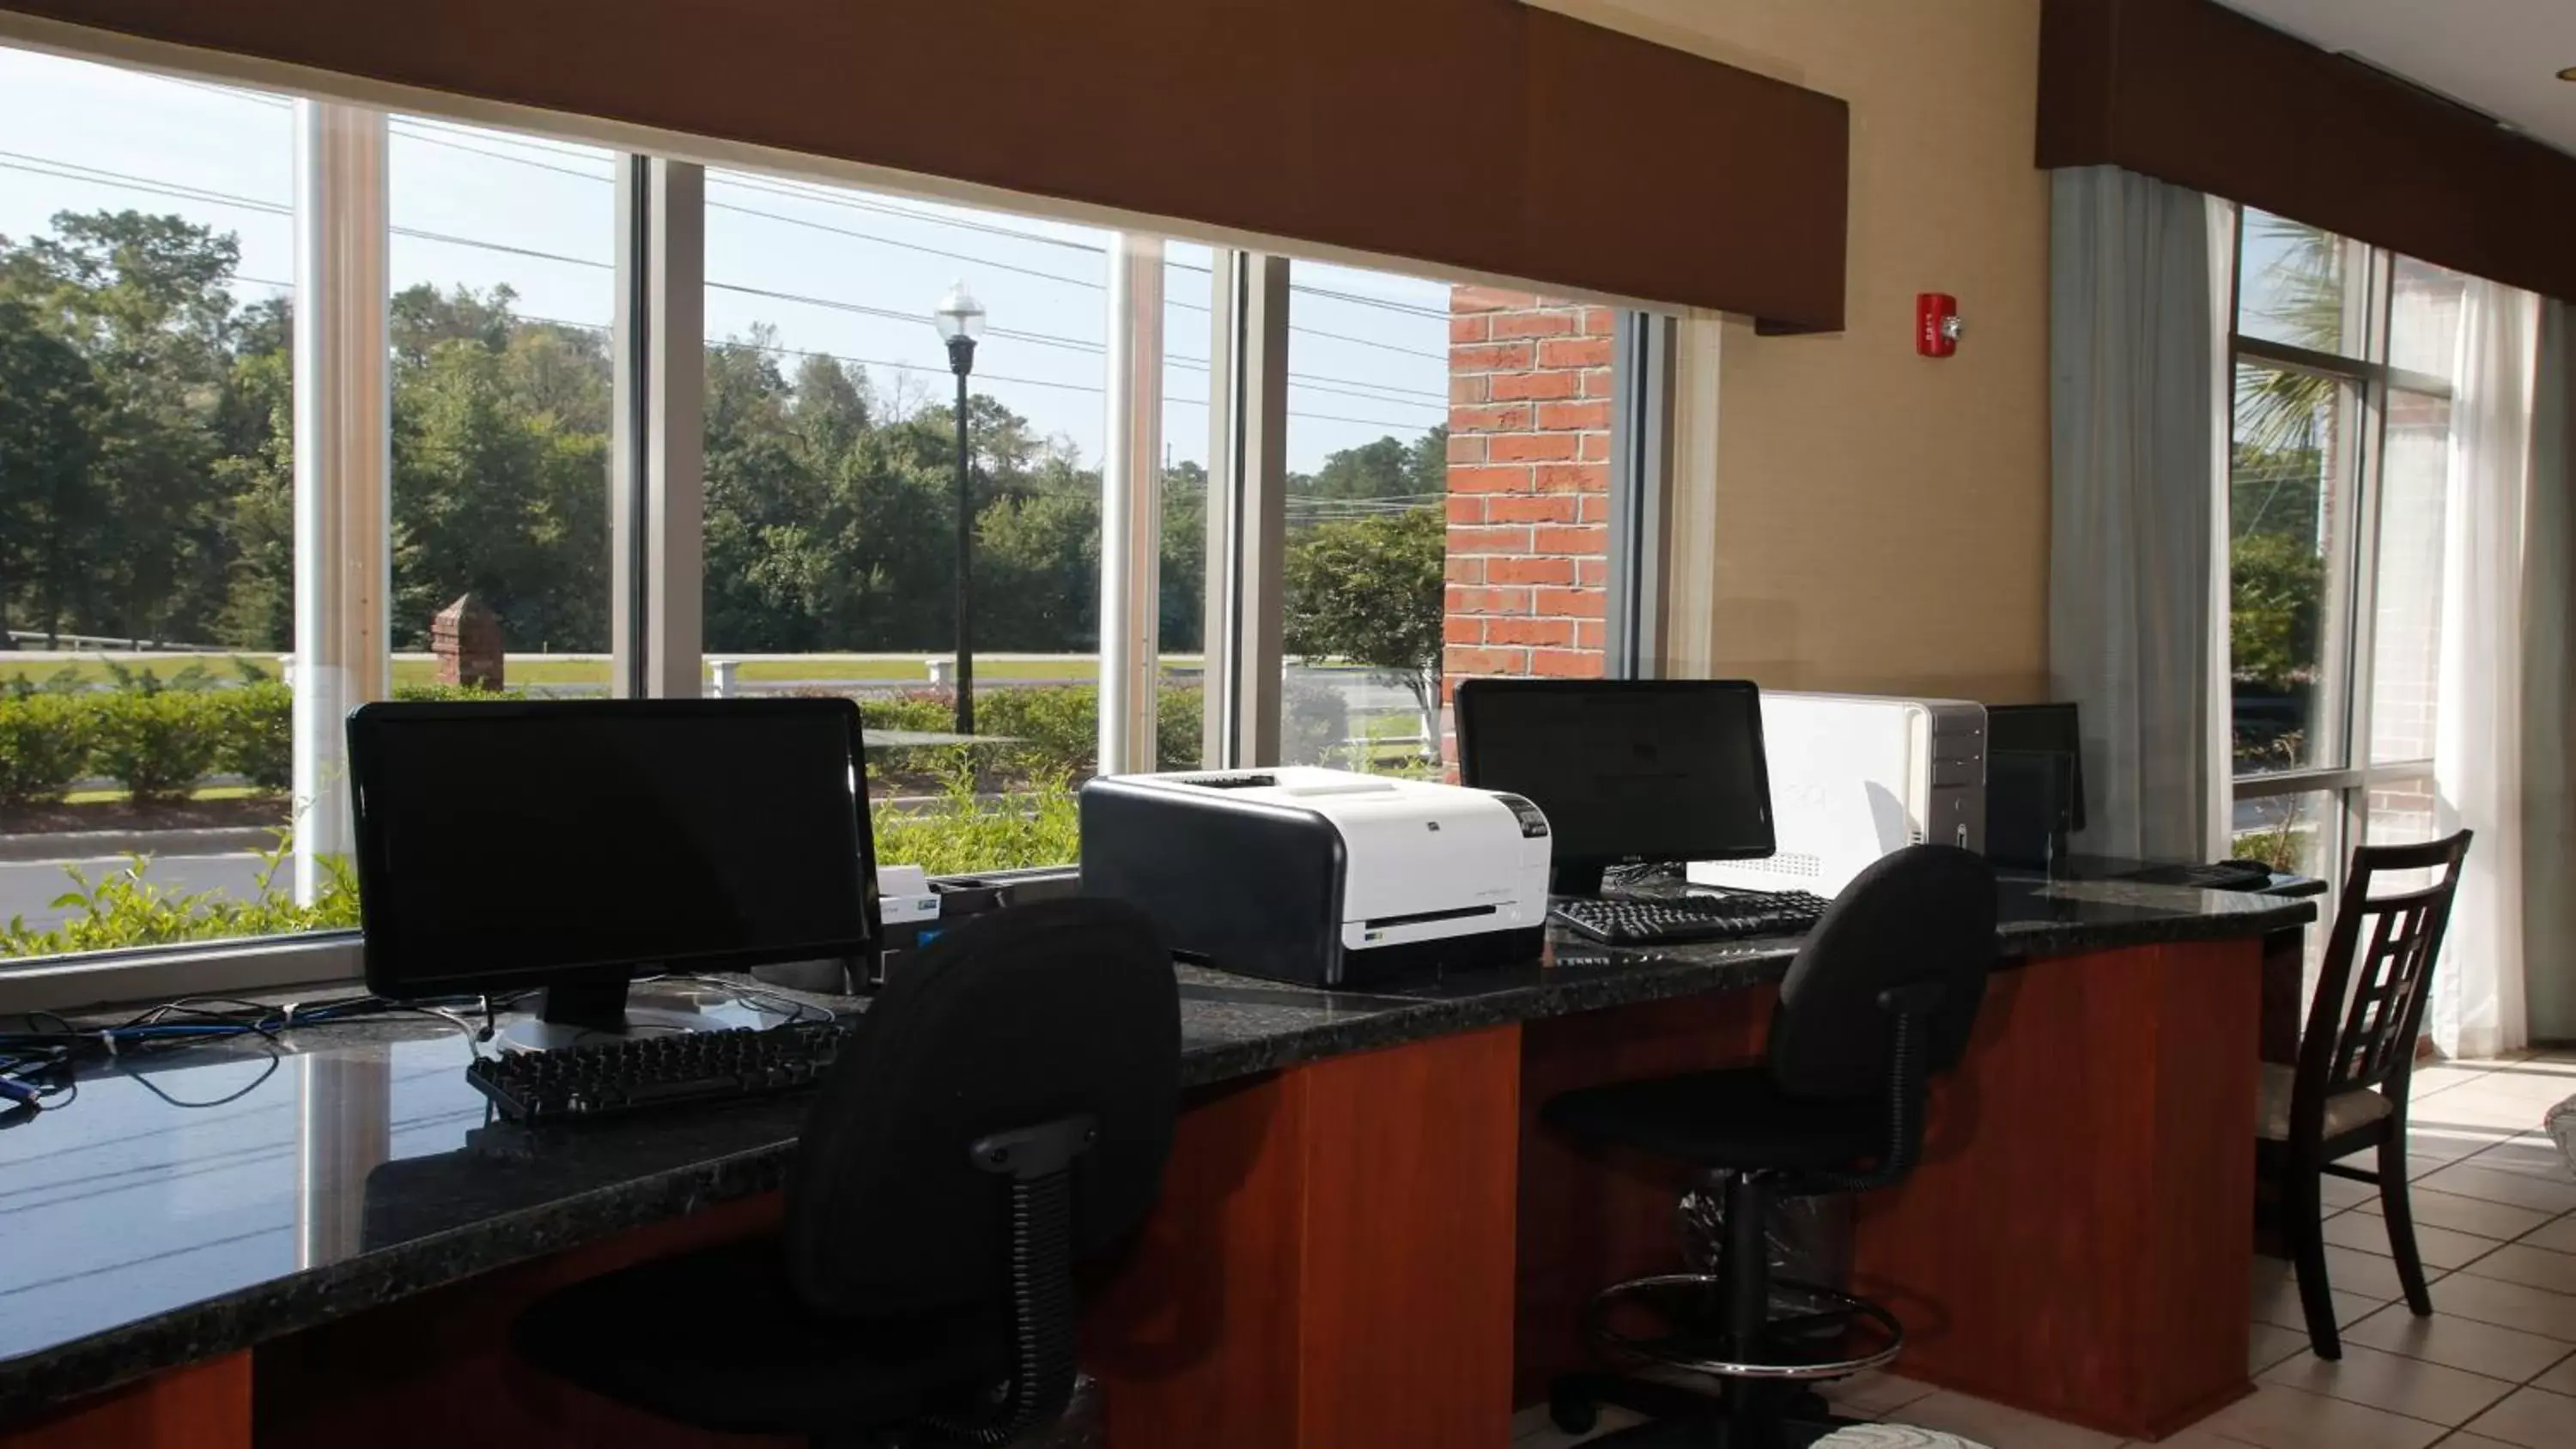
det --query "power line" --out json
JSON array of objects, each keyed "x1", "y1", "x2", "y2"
[
  {"x1": 388, "y1": 128, "x2": 1450, "y2": 333},
  {"x1": 9, "y1": 154, "x2": 1444, "y2": 424},
  {"x1": 512, "y1": 312, "x2": 1432, "y2": 429},
  {"x1": 387, "y1": 124, "x2": 612, "y2": 184},
  {"x1": 0, "y1": 153, "x2": 289, "y2": 216},
  {"x1": 8, "y1": 147, "x2": 1449, "y2": 369},
  {"x1": 162, "y1": 76, "x2": 290, "y2": 110}
]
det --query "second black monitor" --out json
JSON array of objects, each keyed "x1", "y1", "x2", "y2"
[
  {"x1": 1454, "y1": 678, "x2": 1773, "y2": 896},
  {"x1": 1985, "y1": 701, "x2": 2087, "y2": 834}
]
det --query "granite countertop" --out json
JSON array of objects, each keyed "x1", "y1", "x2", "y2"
[{"x1": 0, "y1": 877, "x2": 2312, "y2": 1419}]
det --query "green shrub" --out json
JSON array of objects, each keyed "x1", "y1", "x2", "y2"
[
  {"x1": 976, "y1": 684, "x2": 1098, "y2": 778},
  {"x1": 210, "y1": 682, "x2": 294, "y2": 791},
  {"x1": 848, "y1": 692, "x2": 963, "y2": 779},
  {"x1": 872, "y1": 769, "x2": 1081, "y2": 876},
  {"x1": 1156, "y1": 686, "x2": 1202, "y2": 770},
  {"x1": 1284, "y1": 676, "x2": 1350, "y2": 766},
  {"x1": 0, "y1": 693, "x2": 98, "y2": 807},
  {"x1": 0, "y1": 833, "x2": 361, "y2": 959},
  {"x1": 392, "y1": 682, "x2": 526, "y2": 702},
  {"x1": 0, "y1": 782, "x2": 1087, "y2": 956},
  {"x1": 88, "y1": 689, "x2": 220, "y2": 806}
]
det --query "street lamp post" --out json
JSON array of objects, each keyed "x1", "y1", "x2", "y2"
[{"x1": 933, "y1": 280, "x2": 986, "y2": 737}]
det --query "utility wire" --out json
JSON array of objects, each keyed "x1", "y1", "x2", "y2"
[{"x1": 4, "y1": 148, "x2": 1448, "y2": 373}]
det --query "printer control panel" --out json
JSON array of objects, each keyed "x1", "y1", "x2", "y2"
[{"x1": 1490, "y1": 792, "x2": 1552, "y2": 840}]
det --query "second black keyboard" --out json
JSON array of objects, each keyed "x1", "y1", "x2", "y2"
[
  {"x1": 1550, "y1": 889, "x2": 1831, "y2": 947},
  {"x1": 466, "y1": 1020, "x2": 853, "y2": 1123}
]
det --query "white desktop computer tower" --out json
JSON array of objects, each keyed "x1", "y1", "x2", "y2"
[{"x1": 1689, "y1": 692, "x2": 1988, "y2": 897}]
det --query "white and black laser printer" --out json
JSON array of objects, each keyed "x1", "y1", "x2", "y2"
[{"x1": 1078, "y1": 767, "x2": 1552, "y2": 988}]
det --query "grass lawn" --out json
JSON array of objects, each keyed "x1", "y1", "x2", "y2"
[
  {"x1": 9, "y1": 653, "x2": 1205, "y2": 690},
  {"x1": 63, "y1": 785, "x2": 270, "y2": 806}
]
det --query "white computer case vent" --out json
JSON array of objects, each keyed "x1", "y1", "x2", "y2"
[
  {"x1": 1722, "y1": 851, "x2": 1823, "y2": 881},
  {"x1": 1692, "y1": 692, "x2": 1986, "y2": 898}
]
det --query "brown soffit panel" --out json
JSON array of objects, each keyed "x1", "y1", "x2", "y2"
[
  {"x1": 2038, "y1": 0, "x2": 2576, "y2": 305},
  {"x1": 2, "y1": 0, "x2": 1851, "y2": 330}
]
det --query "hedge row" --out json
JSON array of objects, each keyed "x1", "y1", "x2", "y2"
[
  {"x1": 0, "y1": 682, "x2": 295, "y2": 808},
  {"x1": 0, "y1": 676, "x2": 1363, "y2": 811}
]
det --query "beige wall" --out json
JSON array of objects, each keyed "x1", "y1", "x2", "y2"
[{"x1": 1541, "y1": 0, "x2": 2054, "y2": 703}]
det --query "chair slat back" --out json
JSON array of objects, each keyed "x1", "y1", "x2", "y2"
[{"x1": 2293, "y1": 830, "x2": 2472, "y2": 1132}]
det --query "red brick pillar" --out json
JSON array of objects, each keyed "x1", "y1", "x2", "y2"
[
  {"x1": 1442, "y1": 288, "x2": 1613, "y2": 759},
  {"x1": 431, "y1": 594, "x2": 505, "y2": 691}
]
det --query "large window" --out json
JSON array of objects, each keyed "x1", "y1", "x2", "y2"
[
  {"x1": 2225, "y1": 209, "x2": 2464, "y2": 899},
  {"x1": 0, "y1": 38, "x2": 1660, "y2": 996},
  {"x1": 386, "y1": 118, "x2": 617, "y2": 697},
  {"x1": 1275, "y1": 259, "x2": 1455, "y2": 775},
  {"x1": 698, "y1": 170, "x2": 1111, "y2": 874},
  {"x1": 2, "y1": 50, "x2": 307, "y2": 956}
]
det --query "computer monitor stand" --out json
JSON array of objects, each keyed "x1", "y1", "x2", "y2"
[
  {"x1": 1552, "y1": 863, "x2": 1608, "y2": 899},
  {"x1": 493, "y1": 978, "x2": 717, "y2": 1053}
]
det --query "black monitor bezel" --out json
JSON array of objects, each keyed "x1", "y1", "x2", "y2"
[
  {"x1": 1453, "y1": 677, "x2": 1778, "y2": 879},
  {"x1": 347, "y1": 695, "x2": 880, "y2": 1001}
]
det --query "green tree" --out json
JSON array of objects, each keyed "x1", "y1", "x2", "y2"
[
  {"x1": 0, "y1": 294, "x2": 106, "y2": 646},
  {"x1": 2229, "y1": 530, "x2": 2324, "y2": 690},
  {"x1": 1159, "y1": 460, "x2": 1207, "y2": 652},
  {"x1": 1, "y1": 210, "x2": 259, "y2": 644},
  {"x1": 1282, "y1": 506, "x2": 1446, "y2": 761},
  {"x1": 387, "y1": 285, "x2": 611, "y2": 651},
  {"x1": 211, "y1": 303, "x2": 295, "y2": 649}
]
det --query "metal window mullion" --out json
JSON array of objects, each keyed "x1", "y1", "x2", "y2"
[
  {"x1": 0, "y1": 936, "x2": 368, "y2": 1016},
  {"x1": 1200, "y1": 251, "x2": 1288, "y2": 768},
  {"x1": 649, "y1": 161, "x2": 706, "y2": 698},
  {"x1": 2231, "y1": 335, "x2": 2379, "y2": 387},
  {"x1": 611, "y1": 156, "x2": 652, "y2": 699},
  {"x1": 1098, "y1": 233, "x2": 1166, "y2": 774},
  {"x1": 289, "y1": 100, "x2": 391, "y2": 906},
  {"x1": 1605, "y1": 312, "x2": 1673, "y2": 681},
  {"x1": 2235, "y1": 767, "x2": 2366, "y2": 799},
  {"x1": 613, "y1": 159, "x2": 704, "y2": 699}
]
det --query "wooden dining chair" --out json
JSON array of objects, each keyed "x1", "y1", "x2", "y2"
[{"x1": 2258, "y1": 829, "x2": 2473, "y2": 1361}]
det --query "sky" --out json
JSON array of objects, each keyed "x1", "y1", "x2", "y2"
[{"x1": 0, "y1": 42, "x2": 1453, "y2": 474}]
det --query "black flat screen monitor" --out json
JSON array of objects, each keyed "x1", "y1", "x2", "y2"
[
  {"x1": 349, "y1": 698, "x2": 878, "y2": 1028},
  {"x1": 1453, "y1": 678, "x2": 1774, "y2": 897},
  {"x1": 1984, "y1": 750, "x2": 2077, "y2": 871},
  {"x1": 1985, "y1": 702, "x2": 2087, "y2": 835}
]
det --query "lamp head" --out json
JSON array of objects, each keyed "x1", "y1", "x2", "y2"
[{"x1": 933, "y1": 280, "x2": 986, "y2": 343}]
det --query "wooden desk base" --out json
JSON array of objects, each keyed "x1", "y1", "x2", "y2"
[
  {"x1": 1085, "y1": 1024, "x2": 1524, "y2": 1448},
  {"x1": 15, "y1": 941, "x2": 2262, "y2": 1447},
  {"x1": 0, "y1": 1353, "x2": 248, "y2": 1449},
  {"x1": 1515, "y1": 942, "x2": 2262, "y2": 1441}
]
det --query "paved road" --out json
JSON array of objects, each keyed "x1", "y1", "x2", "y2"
[{"x1": 0, "y1": 852, "x2": 272, "y2": 935}]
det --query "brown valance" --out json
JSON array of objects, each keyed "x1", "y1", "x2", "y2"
[
  {"x1": 3, "y1": 0, "x2": 1852, "y2": 329},
  {"x1": 2040, "y1": 0, "x2": 2576, "y2": 304}
]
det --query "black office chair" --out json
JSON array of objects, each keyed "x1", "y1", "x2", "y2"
[
  {"x1": 1544, "y1": 846, "x2": 1998, "y2": 1448},
  {"x1": 510, "y1": 897, "x2": 1182, "y2": 1446},
  {"x1": 2262, "y1": 830, "x2": 2471, "y2": 1361}
]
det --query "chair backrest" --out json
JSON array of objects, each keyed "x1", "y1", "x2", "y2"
[
  {"x1": 1767, "y1": 845, "x2": 1999, "y2": 1101},
  {"x1": 783, "y1": 896, "x2": 1181, "y2": 1317},
  {"x1": 2294, "y1": 830, "x2": 2472, "y2": 1119}
]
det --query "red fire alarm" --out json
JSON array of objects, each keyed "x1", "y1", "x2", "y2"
[{"x1": 1917, "y1": 293, "x2": 1961, "y2": 357}]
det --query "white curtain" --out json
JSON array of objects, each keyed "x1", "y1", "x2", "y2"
[
  {"x1": 2429, "y1": 279, "x2": 2542, "y2": 1060},
  {"x1": 2521, "y1": 301, "x2": 2576, "y2": 1040},
  {"x1": 2048, "y1": 167, "x2": 2221, "y2": 861}
]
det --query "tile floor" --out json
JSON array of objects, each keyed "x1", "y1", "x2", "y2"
[{"x1": 1511, "y1": 1049, "x2": 2576, "y2": 1448}]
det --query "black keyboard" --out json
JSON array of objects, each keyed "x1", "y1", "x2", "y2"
[
  {"x1": 465, "y1": 1021, "x2": 852, "y2": 1123},
  {"x1": 1549, "y1": 890, "x2": 1831, "y2": 947}
]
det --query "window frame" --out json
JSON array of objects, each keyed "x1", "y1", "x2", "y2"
[
  {"x1": 0, "y1": 35, "x2": 1666, "y2": 1012},
  {"x1": 2223, "y1": 211, "x2": 2453, "y2": 893}
]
